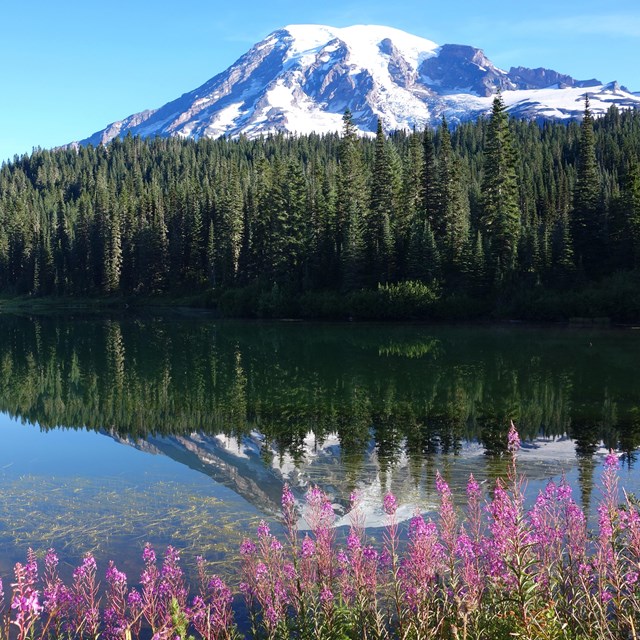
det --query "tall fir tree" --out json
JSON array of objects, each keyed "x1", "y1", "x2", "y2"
[
  {"x1": 368, "y1": 119, "x2": 395, "y2": 285},
  {"x1": 337, "y1": 110, "x2": 367, "y2": 290},
  {"x1": 422, "y1": 128, "x2": 439, "y2": 227},
  {"x1": 480, "y1": 94, "x2": 522, "y2": 280},
  {"x1": 398, "y1": 129, "x2": 424, "y2": 279},
  {"x1": 571, "y1": 96, "x2": 603, "y2": 275},
  {"x1": 434, "y1": 117, "x2": 469, "y2": 273}
]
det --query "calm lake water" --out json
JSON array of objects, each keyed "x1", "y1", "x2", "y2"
[{"x1": 0, "y1": 313, "x2": 639, "y2": 581}]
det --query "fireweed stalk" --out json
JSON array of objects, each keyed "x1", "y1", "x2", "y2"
[
  {"x1": 382, "y1": 491, "x2": 405, "y2": 637},
  {"x1": 342, "y1": 491, "x2": 384, "y2": 639},
  {"x1": 484, "y1": 423, "x2": 539, "y2": 629},
  {"x1": 2, "y1": 426, "x2": 640, "y2": 639}
]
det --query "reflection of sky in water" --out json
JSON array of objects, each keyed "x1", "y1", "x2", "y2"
[
  {"x1": 0, "y1": 412, "x2": 172, "y2": 477},
  {"x1": 0, "y1": 413, "x2": 262, "y2": 579}
]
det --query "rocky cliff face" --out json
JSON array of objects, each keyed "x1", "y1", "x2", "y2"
[{"x1": 419, "y1": 44, "x2": 514, "y2": 96}]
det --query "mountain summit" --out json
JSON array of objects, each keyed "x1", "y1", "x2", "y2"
[{"x1": 81, "y1": 24, "x2": 640, "y2": 145}]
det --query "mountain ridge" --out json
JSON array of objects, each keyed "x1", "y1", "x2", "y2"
[{"x1": 78, "y1": 24, "x2": 640, "y2": 146}]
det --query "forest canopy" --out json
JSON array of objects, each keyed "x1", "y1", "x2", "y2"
[{"x1": 1, "y1": 99, "x2": 639, "y2": 320}]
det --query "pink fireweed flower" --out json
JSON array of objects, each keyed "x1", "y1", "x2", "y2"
[
  {"x1": 139, "y1": 545, "x2": 163, "y2": 632},
  {"x1": 73, "y1": 554, "x2": 97, "y2": 580},
  {"x1": 320, "y1": 586, "x2": 336, "y2": 616},
  {"x1": 529, "y1": 481, "x2": 563, "y2": 546},
  {"x1": 127, "y1": 589, "x2": 142, "y2": 608},
  {"x1": 347, "y1": 531, "x2": 361, "y2": 551},
  {"x1": 401, "y1": 516, "x2": 445, "y2": 612},
  {"x1": 320, "y1": 587, "x2": 334, "y2": 604},
  {"x1": 565, "y1": 499, "x2": 587, "y2": 560},
  {"x1": 257, "y1": 520, "x2": 270, "y2": 538},
  {"x1": 105, "y1": 563, "x2": 127, "y2": 588},
  {"x1": 142, "y1": 543, "x2": 156, "y2": 565},
  {"x1": 254, "y1": 562, "x2": 268, "y2": 582},
  {"x1": 300, "y1": 535, "x2": 315, "y2": 559},
  {"x1": 281, "y1": 483, "x2": 295, "y2": 512},
  {"x1": 270, "y1": 538, "x2": 283, "y2": 552},
  {"x1": 283, "y1": 563, "x2": 296, "y2": 581},
  {"x1": 363, "y1": 546, "x2": 379, "y2": 562},
  {"x1": 104, "y1": 561, "x2": 130, "y2": 640},
  {"x1": 43, "y1": 548, "x2": 67, "y2": 617},
  {"x1": 507, "y1": 421, "x2": 520, "y2": 454},
  {"x1": 72, "y1": 553, "x2": 100, "y2": 638},
  {"x1": 485, "y1": 477, "x2": 527, "y2": 589},
  {"x1": 596, "y1": 450, "x2": 621, "y2": 577},
  {"x1": 528, "y1": 478, "x2": 587, "y2": 597},
  {"x1": 465, "y1": 473, "x2": 483, "y2": 547},
  {"x1": 240, "y1": 539, "x2": 257, "y2": 556},
  {"x1": 11, "y1": 554, "x2": 45, "y2": 640},
  {"x1": 44, "y1": 549, "x2": 58, "y2": 572},
  {"x1": 159, "y1": 546, "x2": 187, "y2": 610},
  {"x1": 11, "y1": 590, "x2": 42, "y2": 617},
  {"x1": 379, "y1": 548, "x2": 392, "y2": 569},
  {"x1": 383, "y1": 492, "x2": 398, "y2": 516},
  {"x1": 604, "y1": 451, "x2": 620, "y2": 471},
  {"x1": 594, "y1": 451, "x2": 622, "y2": 602},
  {"x1": 456, "y1": 533, "x2": 475, "y2": 561},
  {"x1": 455, "y1": 532, "x2": 484, "y2": 611},
  {"x1": 466, "y1": 474, "x2": 481, "y2": 500},
  {"x1": 305, "y1": 486, "x2": 335, "y2": 533},
  {"x1": 620, "y1": 502, "x2": 640, "y2": 562},
  {"x1": 192, "y1": 572, "x2": 236, "y2": 639},
  {"x1": 281, "y1": 483, "x2": 298, "y2": 541},
  {"x1": 304, "y1": 485, "x2": 336, "y2": 581},
  {"x1": 436, "y1": 472, "x2": 457, "y2": 554}
]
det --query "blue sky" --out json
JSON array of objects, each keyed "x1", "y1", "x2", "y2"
[{"x1": 1, "y1": 0, "x2": 639, "y2": 163}]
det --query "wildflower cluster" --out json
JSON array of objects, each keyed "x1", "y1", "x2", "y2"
[
  {"x1": 1, "y1": 428, "x2": 640, "y2": 639},
  {"x1": 0, "y1": 546, "x2": 238, "y2": 640}
]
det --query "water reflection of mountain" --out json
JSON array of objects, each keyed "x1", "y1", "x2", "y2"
[
  {"x1": 1, "y1": 313, "x2": 639, "y2": 471},
  {"x1": 109, "y1": 429, "x2": 609, "y2": 525}
]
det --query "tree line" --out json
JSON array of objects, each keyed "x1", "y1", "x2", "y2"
[{"x1": 1, "y1": 96, "x2": 639, "y2": 318}]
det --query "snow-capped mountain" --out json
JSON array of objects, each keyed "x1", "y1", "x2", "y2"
[{"x1": 80, "y1": 24, "x2": 640, "y2": 145}]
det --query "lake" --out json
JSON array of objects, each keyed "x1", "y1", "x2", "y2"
[{"x1": 0, "y1": 313, "x2": 639, "y2": 582}]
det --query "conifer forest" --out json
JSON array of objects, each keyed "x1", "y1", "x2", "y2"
[{"x1": 1, "y1": 97, "x2": 640, "y2": 320}]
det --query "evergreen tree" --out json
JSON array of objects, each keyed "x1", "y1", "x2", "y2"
[
  {"x1": 368, "y1": 120, "x2": 395, "y2": 284},
  {"x1": 407, "y1": 218, "x2": 440, "y2": 283},
  {"x1": 103, "y1": 204, "x2": 122, "y2": 294},
  {"x1": 147, "y1": 188, "x2": 169, "y2": 292},
  {"x1": 572, "y1": 96, "x2": 603, "y2": 275},
  {"x1": 216, "y1": 166, "x2": 244, "y2": 285},
  {"x1": 398, "y1": 129, "x2": 424, "y2": 279},
  {"x1": 422, "y1": 128, "x2": 439, "y2": 226},
  {"x1": 551, "y1": 212, "x2": 576, "y2": 288},
  {"x1": 280, "y1": 160, "x2": 308, "y2": 289},
  {"x1": 613, "y1": 161, "x2": 640, "y2": 268},
  {"x1": 480, "y1": 94, "x2": 522, "y2": 279},
  {"x1": 337, "y1": 110, "x2": 367, "y2": 289},
  {"x1": 434, "y1": 117, "x2": 469, "y2": 272}
]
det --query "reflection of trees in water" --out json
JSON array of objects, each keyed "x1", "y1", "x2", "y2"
[{"x1": 0, "y1": 315, "x2": 638, "y2": 466}]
